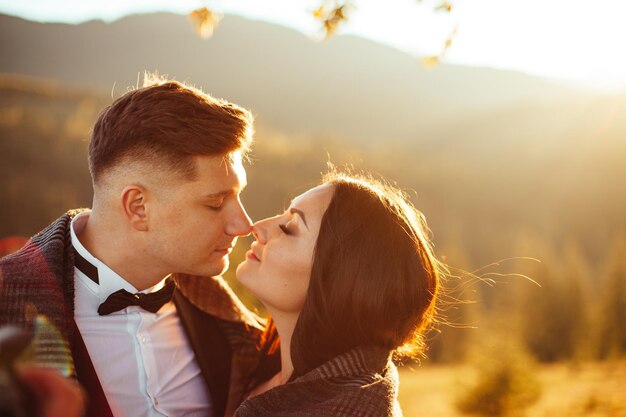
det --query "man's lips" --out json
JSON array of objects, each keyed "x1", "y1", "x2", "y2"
[
  {"x1": 214, "y1": 246, "x2": 234, "y2": 255},
  {"x1": 213, "y1": 238, "x2": 238, "y2": 255}
]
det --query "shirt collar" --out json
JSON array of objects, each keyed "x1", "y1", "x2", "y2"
[{"x1": 71, "y1": 211, "x2": 167, "y2": 307}]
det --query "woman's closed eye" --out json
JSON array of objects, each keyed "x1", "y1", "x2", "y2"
[{"x1": 279, "y1": 224, "x2": 293, "y2": 235}]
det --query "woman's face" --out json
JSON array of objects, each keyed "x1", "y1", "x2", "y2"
[{"x1": 236, "y1": 184, "x2": 335, "y2": 316}]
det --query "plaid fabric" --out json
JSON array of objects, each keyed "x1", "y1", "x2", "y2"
[
  {"x1": 0, "y1": 210, "x2": 83, "y2": 376},
  {"x1": 234, "y1": 346, "x2": 403, "y2": 417}
]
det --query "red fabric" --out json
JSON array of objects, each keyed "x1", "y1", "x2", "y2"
[{"x1": 0, "y1": 236, "x2": 28, "y2": 257}]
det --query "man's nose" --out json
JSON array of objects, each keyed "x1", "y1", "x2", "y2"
[{"x1": 226, "y1": 201, "x2": 253, "y2": 237}]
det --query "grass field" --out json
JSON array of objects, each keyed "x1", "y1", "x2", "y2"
[{"x1": 398, "y1": 361, "x2": 626, "y2": 417}]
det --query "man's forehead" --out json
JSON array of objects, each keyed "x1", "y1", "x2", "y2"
[
  {"x1": 229, "y1": 152, "x2": 246, "y2": 182},
  {"x1": 192, "y1": 153, "x2": 247, "y2": 193}
]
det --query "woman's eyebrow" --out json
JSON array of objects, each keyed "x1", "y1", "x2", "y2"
[{"x1": 290, "y1": 208, "x2": 308, "y2": 228}]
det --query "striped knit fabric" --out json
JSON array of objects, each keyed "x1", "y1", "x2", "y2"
[{"x1": 234, "y1": 346, "x2": 403, "y2": 417}]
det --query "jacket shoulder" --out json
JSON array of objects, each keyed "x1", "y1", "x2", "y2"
[
  {"x1": 173, "y1": 274, "x2": 265, "y2": 331},
  {"x1": 323, "y1": 362, "x2": 401, "y2": 417}
]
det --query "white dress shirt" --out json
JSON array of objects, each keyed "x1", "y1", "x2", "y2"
[{"x1": 71, "y1": 212, "x2": 212, "y2": 417}]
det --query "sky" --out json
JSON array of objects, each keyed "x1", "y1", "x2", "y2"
[{"x1": 1, "y1": 0, "x2": 626, "y2": 92}]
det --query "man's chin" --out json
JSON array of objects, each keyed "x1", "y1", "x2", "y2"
[
  {"x1": 178, "y1": 257, "x2": 229, "y2": 278},
  {"x1": 204, "y1": 259, "x2": 229, "y2": 277}
]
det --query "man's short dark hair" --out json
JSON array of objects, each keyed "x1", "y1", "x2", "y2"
[{"x1": 89, "y1": 77, "x2": 253, "y2": 183}]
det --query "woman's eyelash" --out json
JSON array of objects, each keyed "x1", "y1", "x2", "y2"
[{"x1": 279, "y1": 224, "x2": 292, "y2": 235}]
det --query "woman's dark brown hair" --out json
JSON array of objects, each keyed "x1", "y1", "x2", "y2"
[{"x1": 286, "y1": 170, "x2": 441, "y2": 378}]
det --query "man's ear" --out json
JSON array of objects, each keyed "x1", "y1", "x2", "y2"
[{"x1": 120, "y1": 185, "x2": 149, "y2": 231}]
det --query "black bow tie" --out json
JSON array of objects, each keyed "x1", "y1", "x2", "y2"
[
  {"x1": 98, "y1": 279, "x2": 175, "y2": 316},
  {"x1": 73, "y1": 246, "x2": 175, "y2": 316}
]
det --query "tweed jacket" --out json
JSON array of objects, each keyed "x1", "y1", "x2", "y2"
[
  {"x1": 234, "y1": 345, "x2": 403, "y2": 417},
  {"x1": 0, "y1": 209, "x2": 274, "y2": 417}
]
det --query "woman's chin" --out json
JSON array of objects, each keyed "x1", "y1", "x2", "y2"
[{"x1": 235, "y1": 260, "x2": 253, "y2": 283}]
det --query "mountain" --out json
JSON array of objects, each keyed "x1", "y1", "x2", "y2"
[{"x1": 0, "y1": 12, "x2": 578, "y2": 142}]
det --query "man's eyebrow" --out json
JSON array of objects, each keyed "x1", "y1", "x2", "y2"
[
  {"x1": 290, "y1": 208, "x2": 308, "y2": 228},
  {"x1": 202, "y1": 180, "x2": 246, "y2": 199},
  {"x1": 202, "y1": 190, "x2": 233, "y2": 199}
]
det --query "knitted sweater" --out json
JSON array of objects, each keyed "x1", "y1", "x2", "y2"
[{"x1": 234, "y1": 346, "x2": 403, "y2": 417}]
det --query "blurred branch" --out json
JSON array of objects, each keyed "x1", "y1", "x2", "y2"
[{"x1": 421, "y1": 23, "x2": 458, "y2": 69}]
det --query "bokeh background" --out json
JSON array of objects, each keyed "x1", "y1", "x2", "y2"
[{"x1": 1, "y1": 1, "x2": 625, "y2": 416}]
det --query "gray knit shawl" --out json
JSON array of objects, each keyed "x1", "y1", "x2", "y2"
[{"x1": 234, "y1": 346, "x2": 403, "y2": 417}]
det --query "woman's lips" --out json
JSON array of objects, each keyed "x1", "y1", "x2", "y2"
[{"x1": 245, "y1": 249, "x2": 260, "y2": 262}]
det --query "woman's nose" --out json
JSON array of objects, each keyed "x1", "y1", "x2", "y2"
[
  {"x1": 251, "y1": 221, "x2": 266, "y2": 244},
  {"x1": 251, "y1": 215, "x2": 280, "y2": 244}
]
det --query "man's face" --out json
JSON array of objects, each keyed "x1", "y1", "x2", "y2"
[{"x1": 146, "y1": 153, "x2": 252, "y2": 277}]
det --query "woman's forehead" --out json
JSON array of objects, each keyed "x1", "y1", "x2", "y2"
[{"x1": 291, "y1": 184, "x2": 335, "y2": 208}]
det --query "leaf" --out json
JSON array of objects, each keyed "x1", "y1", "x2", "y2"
[
  {"x1": 188, "y1": 7, "x2": 222, "y2": 40},
  {"x1": 313, "y1": 1, "x2": 354, "y2": 40},
  {"x1": 442, "y1": 24, "x2": 459, "y2": 52},
  {"x1": 421, "y1": 55, "x2": 440, "y2": 69},
  {"x1": 435, "y1": 2, "x2": 453, "y2": 13},
  {"x1": 313, "y1": 4, "x2": 327, "y2": 18}
]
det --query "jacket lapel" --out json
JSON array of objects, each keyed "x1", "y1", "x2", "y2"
[
  {"x1": 173, "y1": 288, "x2": 232, "y2": 417},
  {"x1": 71, "y1": 321, "x2": 114, "y2": 417}
]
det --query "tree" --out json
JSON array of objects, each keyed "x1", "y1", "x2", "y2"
[
  {"x1": 455, "y1": 335, "x2": 541, "y2": 417},
  {"x1": 595, "y1": 234, "x2": 626, "y2": 359},
  {"x1": 516, "y1": 242, "x2": 588, "y2": 362}
]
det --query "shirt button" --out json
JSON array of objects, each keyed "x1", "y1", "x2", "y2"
[
  {"x1": 141, "y1": 335, "x2": 146, "y2": 343},
  {"x1": 154, "y1": 398, "x2": 159, "y2": 406}
]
